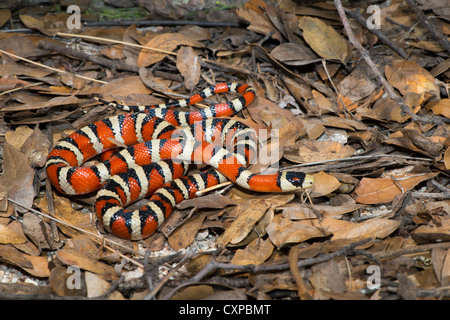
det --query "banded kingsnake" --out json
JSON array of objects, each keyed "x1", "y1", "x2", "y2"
[{"x1": 45, "y1": 83, "x2": 314, "y2": 240}]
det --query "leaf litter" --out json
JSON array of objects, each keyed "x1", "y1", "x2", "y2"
[{"x1": 0, "y1": 0, "x2": 449, "y2": 301}]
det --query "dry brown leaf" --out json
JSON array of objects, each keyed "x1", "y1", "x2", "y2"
[
  {"x1": 312, "y1": 90, "x2": 335, "y2": 115},
  {"x1": 437, "y1": 249, "x2": 450, "y2": 286},
  {"x1": 60, "y1": 73, "x2": 86, "y2": 90},
  {"x1": 36, "y1": 194, "x2": 97, "y2": 238},
  {"x1": 176, "y1": 46, "x2": 201, "y2": 91},
  {"x1": 168, "y1": 212, "x2": 206, "y2": 250},
  {"x1": 6, "y1": 220, "x2": 40, "y2": 256},
  {"x1": 176, "y1": 193, "x2": 235, "y2": 210},
  {"x1": 321, "y1": 217, "x2": 401, "y2": 241},
  {"x1": 56, "y1": 249, "x2": 116, "y2": 278},
  {"x1": 50, "y1": 265, "x2": 85, "y2": 297},
  {"x1": 0, "y1": 9, "x2": 10, "y2": 28},
  {"x1": 85, "y1": 271, "x2": 125, "y2": 299},
  {"x1": 318, "y1": 116, "x2": 368, "y2": 131},
  {"x1": 445, "y1": 146, "x2": 450, "y2": 170},
  {"x1": 298, "y1": 16, "x2": 350, "y2": 63},
  {"x1": 230, "y1": 237, "x2": 274, "y2": 265},
  {"x1": 385, "y1": 60, "x2": 440, "y2": 97},
  {"x1": 355, "y1": 172, "x2": 439, "y2": 204},
  {"x1": 266, "y1": 214, "x2": 331, "y2": 247},
  {"x1": 249, "y1": 270, "x2": 297, "y2": 292},
  {"x1": 411, "y1": 218, "x2": 450, "y2": 244},
  {"x1": 227, "y1": 207, "x2": 275, "y2": 247},
  {"x1": 4, "y1": 126, "x2": 33, "y2": 151},
  {"x1": 284, "y1": 140, "x2": 355, "y2": 164},
  {"x1": 22, "y1": 254, "x2": 51, "y2": 278},
  {"x1": 281, "y1": 201, "x2": 364, "y2": 220},
  {"x1": 21, "y1": 126, "x2": 51, "y2": 167},
  {"x1": 368, "y1": 96, "x2": 410, "y2": 123},
  {"x1": 402, "y1": 129, "x2": 443, "y2": 156},
  {"x1": 384, "y1": 131, "x2": 441, "y2": 158},
  {"x1": 0, "y1": 60, "x2": 52, "y2": 78},
  {"x1": 20, "y1": 13, "x2": 71, "y2": 36},
  {"x1": 216, "y1": 200, "x2": 270, "y2": 246},
  {"x1": 1, "y1": 95, "x2": 79, "y2": 112},
  {"x1": 308, "y1": 171, "x2": 342, "y2": 198},
  {"x1": 309, "y1": 259, "x2": 346, "y2": 299},
  {"x1": 171, "y1": 284, "x2": 214, "y2": 300},
  {"x1": 21, "y1": 213, "x2": 55, "y2": 250},
  {"x1": 137, "y1": 33, "x2": 203, "y2": 67},
  {"x1": 236, "y1": 6, "x2": 282, "y2": 42},
  {"x1": 429, "y1": 99, "x2": 450, "y2": 118},
  {"x1": 270, "y1": 42, "x2": 320, "y2": 66},
  {"x1": 56, "y1": 236, "x2": 116, "y2": 279},
  {"x1": 0, "y1": 224, "x2": 26, "y2": 244},
  {"x1": 337, "y1": 62, "x2": 379, "y2": 102},
  {"x1": 2, "y1": 142, "x2": 35, "y2": 212},
  {"x1": 248, "y1": 96, "x2": 305, "y2": 148},
  {"x1": 98, "y1": 76, "x2": 152, "y2": 100},
  {"x1": 0, "y1": 244, "x2": 33, "y2": 269}
]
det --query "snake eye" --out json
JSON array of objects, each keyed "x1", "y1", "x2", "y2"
[{"x1": 302, "y1": 174, "x2": 315, "y2": 189}]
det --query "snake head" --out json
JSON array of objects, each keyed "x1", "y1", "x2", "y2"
[{"x1": 284, "y1": 172, "x2": 315, "y2": 190}]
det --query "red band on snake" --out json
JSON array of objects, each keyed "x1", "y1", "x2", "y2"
[{"x1": 45, "y1": 83, "x2": 314, "y2": 240}]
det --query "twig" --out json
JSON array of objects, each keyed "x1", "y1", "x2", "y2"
[
  {"x1": 405, "y1": 0, "x2": 450, "y2": 54},
  {"x1": 431, "y1": 179, "x2": 450, "y2": 192},
  {"x1": 410, "y1": 191, "x2": 450, "y2": 199},
  {"x1": 0, "y1": 49, "x2": 106, "y2": 84},
  {"x1": 0, "y1": 81, "x2": 45, "y2": 96},
  {"x1": 321, "y1": 59, "x2": 360, "y2": 121},
  {"x1": 374, "y1": 241, "x2": 450, "y2": 260},
  {"x1": 281, "y1": 153, "x2": 433, "y2": 171},
  {"x1": 145, "y1": 249, "x2": 196, "y2": 300},
  {"x1": 57, "y1": 32, "x2": 176, "y2": 56},
  {"x1": 83, "y1": 19, "x2": 245, "y2": 28}
]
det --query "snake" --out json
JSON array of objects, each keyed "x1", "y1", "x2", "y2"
[{"x1": 45, "y1": 83, "x2": 314, "y2": 240}]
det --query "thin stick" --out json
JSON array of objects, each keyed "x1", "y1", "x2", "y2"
[
  {"x1": 321, "y1": 59, "x2": 359, "y2": 121},
  {"x1": 195, "y1": 181, "x2": 232, "y2": 196},
  {"x1": 57, "y1": 32, "x2": 176, "y2": 56},
  {"x1": 281, "y1": 153, "x2": 433, "y2": 171},
  {"x1": 0, "y1": 49, "x2": 106, "y2": 84},
  {"x1": 0, "y1": 81, "x2": 44, "y2": 96}
]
